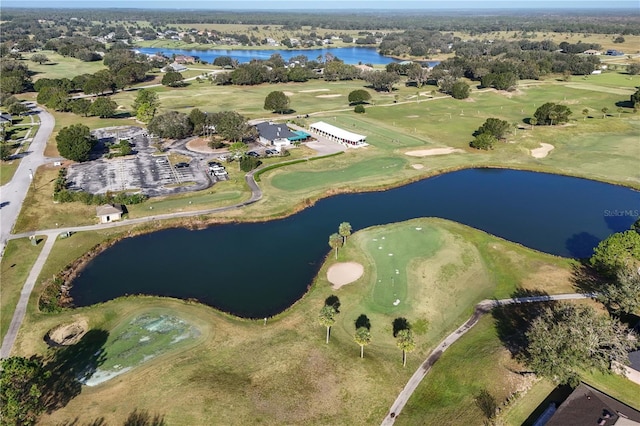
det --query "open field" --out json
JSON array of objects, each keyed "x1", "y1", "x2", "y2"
[
  {"x1": 0, "y1": 236, "x2": 45, "y2": 342},
  {"x1": 9, "y1": 217, "x2": 584, "y2": 425},
  {"x1": 22, "y1": 51, "x2": 107, "y2": 81},
  {"x1": 0, "y1": 158, "x2": 20, "y2": 186}
]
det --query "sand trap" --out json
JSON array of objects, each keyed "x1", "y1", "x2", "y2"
[
  {"x1": 530, "y1": 143, "x2": 554, "y2": 158},
  {"x1": 45, "y1": 319, "x2": 88, "y2": 346},
  {"x1": 411, "y1": 164, "x2": 424, "y2": 169},
  {"x1": 316, "y1": 94, "x2": 342, "y2": 98},
  {"x1": 282, "y1": 91, "x2": 295, "y2": 96},
  {"x1": 405, "y1": 148, "x2": 464, "y2": 157},
  {"x1": 299, "y1": 88, "x2": 329, "y2": 93},
  {"x1": 406, "y1": 115, "x2": 420, "y2": 118},
  {"x1": 327, "y1": 262, "x2": 364, "y2": 289}
]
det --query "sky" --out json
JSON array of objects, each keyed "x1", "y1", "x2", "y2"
[{"x1": 1, "y1": 0, "x2": 638, "y2": 9}]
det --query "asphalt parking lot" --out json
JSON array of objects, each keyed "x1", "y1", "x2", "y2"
[{"x1": 66, "y1": 126, "x2": 212, "y2": 197}]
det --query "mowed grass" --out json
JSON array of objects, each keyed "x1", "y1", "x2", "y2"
[
  {"x1": 0, "y1": 160, "x2": 20, "y2": 186},
  {"x1": 0, "y1": 237, "x2": 45, "y2": 343},
  {"x1": 22, "y1": 51, "x2": 107, "y2": 81},
  {"x1": 12, "y1": 217, "x2": 577, "y2": 425}
]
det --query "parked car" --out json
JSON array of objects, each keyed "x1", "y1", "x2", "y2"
[
  {"x1": 156, "y1": 157, "x2": 168, "y2": 163},
  {"x1": 175, "y1": 162, "x2": 189, "y2": 168},
  {"x1": 214, "y1": 169, "x2": 228, "y2": 177},
  {"x1": 210, "y1": 165, "x2": 225, "y2": 172},
  {"x1": 265, "y1": 149, "x2": 278, "y2": 156},
  {"x1": 247, "y1": 151, "x2": 260, "y2": 158},
  {"x1": 208, "y1": 161, "x2": 222, "y2": 167}
]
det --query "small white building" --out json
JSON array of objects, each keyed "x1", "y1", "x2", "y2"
[
  {"x1": 309, "y1": 121, "x2": 367, "y2": 147},
  {"x1": 96, "y1": 204, "x2": 124, "y2": 224}
]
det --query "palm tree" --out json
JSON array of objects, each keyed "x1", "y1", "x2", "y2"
[
  {"x1": 354, "y1": 327, "x2": 371, "y2": 358},
  {"x1": 396, "y1": 329, "x2": 415, "y2": 367},
  {"x1": 582, "y1": 108, "x2": 589, "y2": 121},
  {"x1": 601, "y1": 107, "x2": 609, "y2": 118},
  {"x1": 338, "y1": 222, "x2": 352, "y2": 245},
  {"x1": 617, "y1": 107, "x2": 624, "y2": 118},
  {"x1": 329, "y1": 233, "x2": 343, "y2": 259},
  {"x1": 548, "y1": 111, "x2": 558, "y2": 126},
  {"x1": 318, "y1": 305, "x2": 336, "y2": 344},
  {"x1": 529, "y1": 117, "x2": 537, "y2": 130}
]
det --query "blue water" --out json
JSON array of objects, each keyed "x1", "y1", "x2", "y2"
[
  {"x1": 70, "y1": 169, "x2": 639, "y2": 317},
  {"x1": 135, "y1": 46, "x2": 426, "y2": 65}
]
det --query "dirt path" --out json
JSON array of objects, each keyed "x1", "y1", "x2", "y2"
[{"x1": 380, "y1": 293, "x2": 595, "y2": 425}]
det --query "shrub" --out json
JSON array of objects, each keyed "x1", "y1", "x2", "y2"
[
  {"x1": 354, "y1": 105, "x2": 365, "y2": 113},
  {"x1": 469, "y1": 132, "x2": 496, "y2": 150}
]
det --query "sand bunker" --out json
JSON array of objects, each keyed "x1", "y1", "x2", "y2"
[
  {"x1": 299, "y1": 89, "x2": 329, "y2": 93},
  {"x1": 282, "y1": 91, "x2": 295, "y2": 96},
  {"x1": 530, "y1": 143, "x2": 554, "y2": 158},
  {"x1": 406, "y1": 115, "x2": 420, "y2": 118},
  {"x1": 316, "y1": 94, "x2": 342, "y2": 98},
  {"x1": 45, "y1": 319, "x2": 88, "y2": 346},
  {"x1": 411, "y1": 164, "x2": 424, "y2": 169},
  {"x1": 405, "y1": 148, "x2": 464, "y2": 157},
  {"x1": 327, "y1": 262, "x2": 364, "y2": 289}
]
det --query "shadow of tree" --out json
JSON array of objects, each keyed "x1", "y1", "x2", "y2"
[
  {"x1": 565, "y1": 231, "x2": 600, "y2": 259},
  {"x1": 43, "y1": 329, "x2": 109, "y2": 413},
  {"x1": 355, "y1": 314, "x2": 371, "y2": 330},
  {"x1": 56, "y1": 417, "x2": 107, "y2": 426},
  {"x1": 324, "y1": 295, "x2": 341, "y2": 313},
  {"x1": 491, "y1": 289, "x2": 554, "y2": 358},
  {"x1": 392, "y1": 317, "x2": 410, "y2": 338},
  {"x1": 570, "y1": 261, "x2": 603, "y2": 294},
  {"x1": 123, "y1": 408, "x2": 166, "y2": 426}
]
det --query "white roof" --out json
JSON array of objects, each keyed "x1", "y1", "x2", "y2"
[{"x1": 309, "y1": 121, "x2": 366, "y2": 143}]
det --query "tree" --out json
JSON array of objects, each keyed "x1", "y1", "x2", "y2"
[
  {"x1": 354, "y1": 105, "x2": 365, "y2": 114},
  {"x1": 30, "y1": 53, "x2": 49, "y2": 65},
  {"x1": 469, "y1": 132, "x2": 496, "y2": 150},
  {"x1": 354, "y1": 327, "x2": 371, "y2": 358},
  {"x1": 348, "y1": 89, "x2": 371, "y2": 105},
  {"x1": 476, "y1": 118, "x2": 510, "y2": 139},
  {"x1": 71, "y1": 98, "x2": 91, "y2": 117},
  {"x1": 209, "y1": 111, "x2": 252, "y2": 142},
  {"x1": 361, "y1": 70, "x2": 400, "y2": 92},
  {"x1": 56, "y1": 124, "x2": 96, "y2": 162},
  {"x1": 582, "y1": 108, "x2": 589, "y2": 121},
  {"x1": 147, "y1": 111, "x2": 193, "y2": 139},
  {"x1": 0, "y1": 356, "x2": 50, "y2": 425},
  {"x1": 7, "y1": 102, "x2": 29, "y2": 117},
  {"x1": 590, "y1": 230, "x2": 640, "y2": 277},
  {"x1": 601, "y1": 107, "x2": 609, "y2": 118},
  {"x1": 318, "y1": 305, "x2": 337, "y2": 344},
  {"x1": 617, "y1": 107, "x2": 624, "y2": 118},
  {"x1": 0, "y1": 143, "x2": 12, "y2": 161},
  {"x1": 228, "y1": 141, "x2": 247, "y2": 160},
  {"x1": 329, "y1": 232, "x2": 343, "y2": 259},
  {"x1": 338, "y1": 222, "x2": 352, "y2": 245},
  {"x1": 89, "y1": 97, "x2": 117, "y2": 118},
  {"x1": 598, "y1": 264, "x2": 640, "y2": 316},
  {"x1": 396, "y1": 329, "x2": 415, "y2": 367},
  {"x1": 632, "y1": 88, "x2": 640, "y2": 107},
  {"x1": 533, "y1": 103, "x2": 572, "y2": 125},
  {"x1": 529, "y1": 117, "x2": 537, "y2": 129},
  {"x1": 263, "y1": 91, "x2": 290, "y2": 114},
  {"x1": 161, "y1": 71, "x2": 185, "y2": 87},
  {"x1": 628, "y1": 63, "x2": 640, "y2": 76},
  {"x1": 525, "y1": 303, "x2": 635, "y2": 385},
  {"x1": 132, "y1": 89, "x2": 160, "y2": 123},
  {"x1": 451, "y1": 80, "x2": 470, "y2": 99}
]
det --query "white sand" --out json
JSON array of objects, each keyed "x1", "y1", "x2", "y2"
[
  {"x1": 327, "y1": 262, "x2": 364, "y2": 289},
  {"x1": 316, "y1": 94, "x2": 342, "y2": 98},
  {"x1": 530, "y1": 143, "x2": 554, "y2": 158},
  {"x1": 299, "y1": 88, "x2": 329, "y2": 93},
  {"x1": 411, "y1": 164, "x2": 424, "y2": 169},
  {"x1": 282, "y1": 91, "x2": 295, "y2": 96},
  {"x1": 405, "y1": 148, "x2": 464, "y2": 157},
  {"x1": 406, "y1": 115, "x2": 420, "y2": 118}
]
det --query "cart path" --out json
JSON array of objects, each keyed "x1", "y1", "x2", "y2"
[{"x1": 380, "y1": 293, "x2": 596, "y2": 425}]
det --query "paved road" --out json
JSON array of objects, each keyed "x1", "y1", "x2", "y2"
[
  {"x1": 0, "y1": 107, "x2": 55, "y2": 257},
  {"x1": 380, "y1": 293, "x2": 596, "y2": 426}
]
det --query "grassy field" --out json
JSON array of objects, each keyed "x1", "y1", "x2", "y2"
[
  {"x1": 9, "y1": 217, "x2": 580, "y2": 425},
  {"x1": 0, "y1": 158, "x2": 20, "y2": 186},
  {"x1": 22, "y1": 51, "x2": 107, "y2": 81},
  {"x1": 0, "y1": 236, "x2": 45, "y2": 343}
]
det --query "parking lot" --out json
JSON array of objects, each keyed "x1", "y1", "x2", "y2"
[{"x1": 66, "y1": 126, "x2": 212, "y2": 197}]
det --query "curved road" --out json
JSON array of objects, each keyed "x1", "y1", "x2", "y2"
[{"x1": 380, "y1": 293, "x2": 596, "y2": 425}]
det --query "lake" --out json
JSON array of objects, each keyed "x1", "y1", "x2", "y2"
[
  {"x1": 70, "y1": 169, "x2": 639, "y2": 318},
  {"x1": 135, "y1": 46, "x2": 435, "y2": 65}
]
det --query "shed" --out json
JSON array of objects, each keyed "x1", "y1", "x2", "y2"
[{"x1": 96, "y1": 204, "x2": 124, "y2": 223}]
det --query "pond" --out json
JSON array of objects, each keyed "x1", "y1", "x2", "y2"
[
  {"x1": 135, "y1": 46, "x2": 437, "y2": 66},
  {"x1": 70, "y1": 169, "x2": 639, "y2": 318}
]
